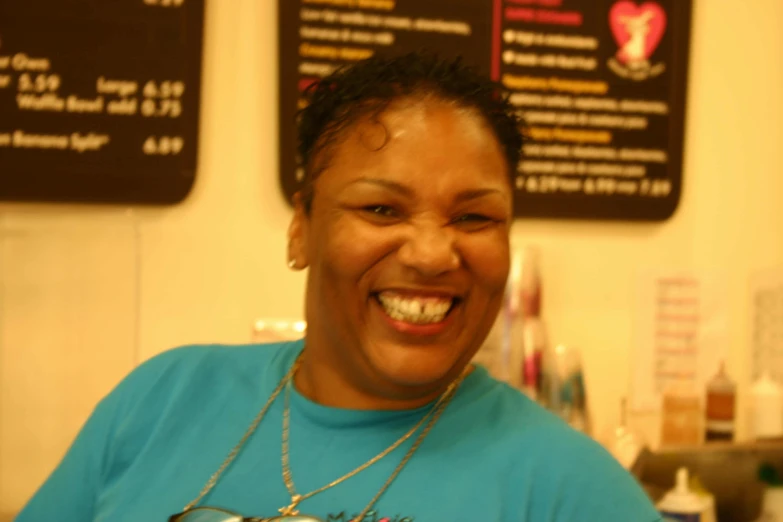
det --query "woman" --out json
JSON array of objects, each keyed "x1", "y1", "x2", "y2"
[{"x1": 17, "y1": 53, "x2": 660, "y2": 522}]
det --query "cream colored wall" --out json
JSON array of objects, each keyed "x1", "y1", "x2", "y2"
[
  {"x1": 516, "y1": 0, "x2": 783, "y2": 444},
  {"x1": 1, "y1": 0, "x2": 781, "y2": 515}
]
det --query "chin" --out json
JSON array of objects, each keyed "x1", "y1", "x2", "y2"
[{"x1": 367, "y1": 345, "x2": 470, "y2": 393}]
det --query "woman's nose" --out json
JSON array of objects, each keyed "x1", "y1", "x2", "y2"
[{"x1": 396, "y1": 222, "x2": 460, "y2": 277}]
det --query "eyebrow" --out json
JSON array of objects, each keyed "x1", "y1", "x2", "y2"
[{"x1": 348, "y1": 178, "x2": 505, "y2": 202}]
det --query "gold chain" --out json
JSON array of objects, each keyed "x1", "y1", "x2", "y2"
[
  {"x1": 183, "y1": 352, "x2": 467, "y2": 522},
  {"x1": 183, "y1": 356, "x2": 302, "y2": 511},
  {"x1": 347, "y1": 374, "x2": 464, "y2": 522},
  {"x1": 279, "y1": 369, "x2": 464, "y2": 516}
]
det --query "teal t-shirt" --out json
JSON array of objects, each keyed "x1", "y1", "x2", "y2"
[{"x1": 16, "y1": 340, "x2": 660, "y2": 522}]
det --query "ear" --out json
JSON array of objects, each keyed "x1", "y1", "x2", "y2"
[{"x1": 287, "y1": 192, "x2": 310, "y2": 270}]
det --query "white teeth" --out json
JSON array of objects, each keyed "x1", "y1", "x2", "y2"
[{"x1": 376, "y1": 293, "x2": 454, "y2": 324}]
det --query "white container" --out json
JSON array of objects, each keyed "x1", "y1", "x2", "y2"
[
  {"x1": 750, "y1": 373, "x2": 783, "y2": 440},
  {"x1": 759, "y1": 487, "x2": 783, "y2": 521},
  {"x1": 657, "y1": 468, "x2": 705, "y2": 521}
]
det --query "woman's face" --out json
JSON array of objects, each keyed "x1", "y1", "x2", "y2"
[{"x1": 289, "y1": 97, "x2": 513, "y2": 402}]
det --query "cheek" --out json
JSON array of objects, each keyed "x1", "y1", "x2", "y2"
[
  {"x1": 318, "y1": 219, "x2": 391, "y2": 283},
  {"x1": 460, "y1": 233, "x2": 510, "y2": 295}
]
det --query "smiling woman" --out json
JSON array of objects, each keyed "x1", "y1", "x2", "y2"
[
  {"x1": 15, "y1": 52, "x2": 660, "y2": 522},
  {"x1": 289, "y1": 95, "x2": 514, "y2": 408}
]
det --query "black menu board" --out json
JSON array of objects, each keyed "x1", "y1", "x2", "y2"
[
  {"x1": 0, "y1": 0, "x2": 204, "y2": 204},
  {"x1": 279, "y1": 0, "x2": 691, "y2": 221}
]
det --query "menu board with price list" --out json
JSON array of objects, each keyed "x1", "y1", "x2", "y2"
[
  {"x1": 279, "y1": 0, "x2": 691, "y2": 221},
  {"x1": 0, "y1": 0, "x2": 204, "y2": 204}
]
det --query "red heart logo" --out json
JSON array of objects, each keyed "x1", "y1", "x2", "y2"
[{"x1": 609, "y1": 1, "x2": 667, "y2": 65}]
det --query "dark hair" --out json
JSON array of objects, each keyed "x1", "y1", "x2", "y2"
[{"x1": 296, "y1": 51, "x2": 523, "y2": 213}]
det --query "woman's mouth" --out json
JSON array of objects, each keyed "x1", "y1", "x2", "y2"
[{"x1": 374, "y1": 291, "x2": 459, "y2": 325}]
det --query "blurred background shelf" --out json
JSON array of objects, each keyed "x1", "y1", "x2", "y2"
[{"x1": 633, "y1": 440, "x2": 783, "y2": 522}]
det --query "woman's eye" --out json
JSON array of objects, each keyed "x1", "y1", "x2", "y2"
[
  {"x1": 453, "y1": 214, "x2": 492, "y2": 224},
  {"x1": 451, "y1": 213, "x2": 504, "y2": 231},
  {"x1": 362, "y1": 205, "x2": 399, "y2": 218}
]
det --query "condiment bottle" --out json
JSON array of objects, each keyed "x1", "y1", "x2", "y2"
[
  {"x1": 704, "y1": 361, "x2": 736, "y2": 442},
  {"x1": 656, "y1": 467, "x2": 705, "y2": 521},
  {"x1": 661, "y1": 382, "x2": 702, "y2": 447},
  {"x1": 750, "y1": 372, "x2": 783, "y2": 440}
]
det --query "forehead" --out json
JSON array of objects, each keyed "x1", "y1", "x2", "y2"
[{"x1": 315, "y1": 97, "x2": 510, "y2": 191}]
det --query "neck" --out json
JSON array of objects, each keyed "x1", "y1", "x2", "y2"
[{"x1": 293, "y1": 349, "x2": 470, "y2": 411}]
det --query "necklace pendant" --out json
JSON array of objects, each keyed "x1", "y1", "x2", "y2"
[{"x1": 279, "y1": 494, "x2": 303, "y2": 516}]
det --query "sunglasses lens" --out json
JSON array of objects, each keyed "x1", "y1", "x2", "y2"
[
  {"x1": 172, "y1": 507, "x2": 244, "y2": 522},
  {"x1": 267, "y1": 518, "x2": 325, "y2": 522}
]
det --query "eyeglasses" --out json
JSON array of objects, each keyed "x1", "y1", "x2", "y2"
[{"x1": 169, "y1": 506, "x2": 325, "y2": 522}]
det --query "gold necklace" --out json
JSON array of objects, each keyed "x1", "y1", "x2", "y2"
[
  {"x1": 183, "y1": 356, "x2": 303, "y2": 511},
  {"x1": 279, "y1": 369, "x2": 463, "y2": 517},
  {"x1": 182, "y1": 352, "x2": 467, "y2": 522},
  {"x1": 343, "y1": 376, "x2": 463, "y2": 522}
]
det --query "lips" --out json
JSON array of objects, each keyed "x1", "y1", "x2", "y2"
[{"x1": 374, "y1": 290, "x2": 461, "y2": 325}]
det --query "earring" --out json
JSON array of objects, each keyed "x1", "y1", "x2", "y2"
[{"x1": 288, "y1": 259, "x2": 297, "y2": 269}]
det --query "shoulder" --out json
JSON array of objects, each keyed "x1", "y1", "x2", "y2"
[
  {"x1": 451, "y1": 367, "x2": 566, "y2": 437},
  {"x1": 101, "y1": 340, "x2": 301, "y2": 435},
  {"x1": 453, "y1": 371, "x2": 659, "y2": 521},
  {"x1": 118, "y1": 340, "x2": 298, "y2": 395},
  {"x1": 515, "y1": 421, "x2": 657, "y2": 521},
  {"x1": 133, "y1": 340, "x2": 296, "y2": 374},
  {"x1": 96, "y1": 340, "x2": 301, "y2": 477}
]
